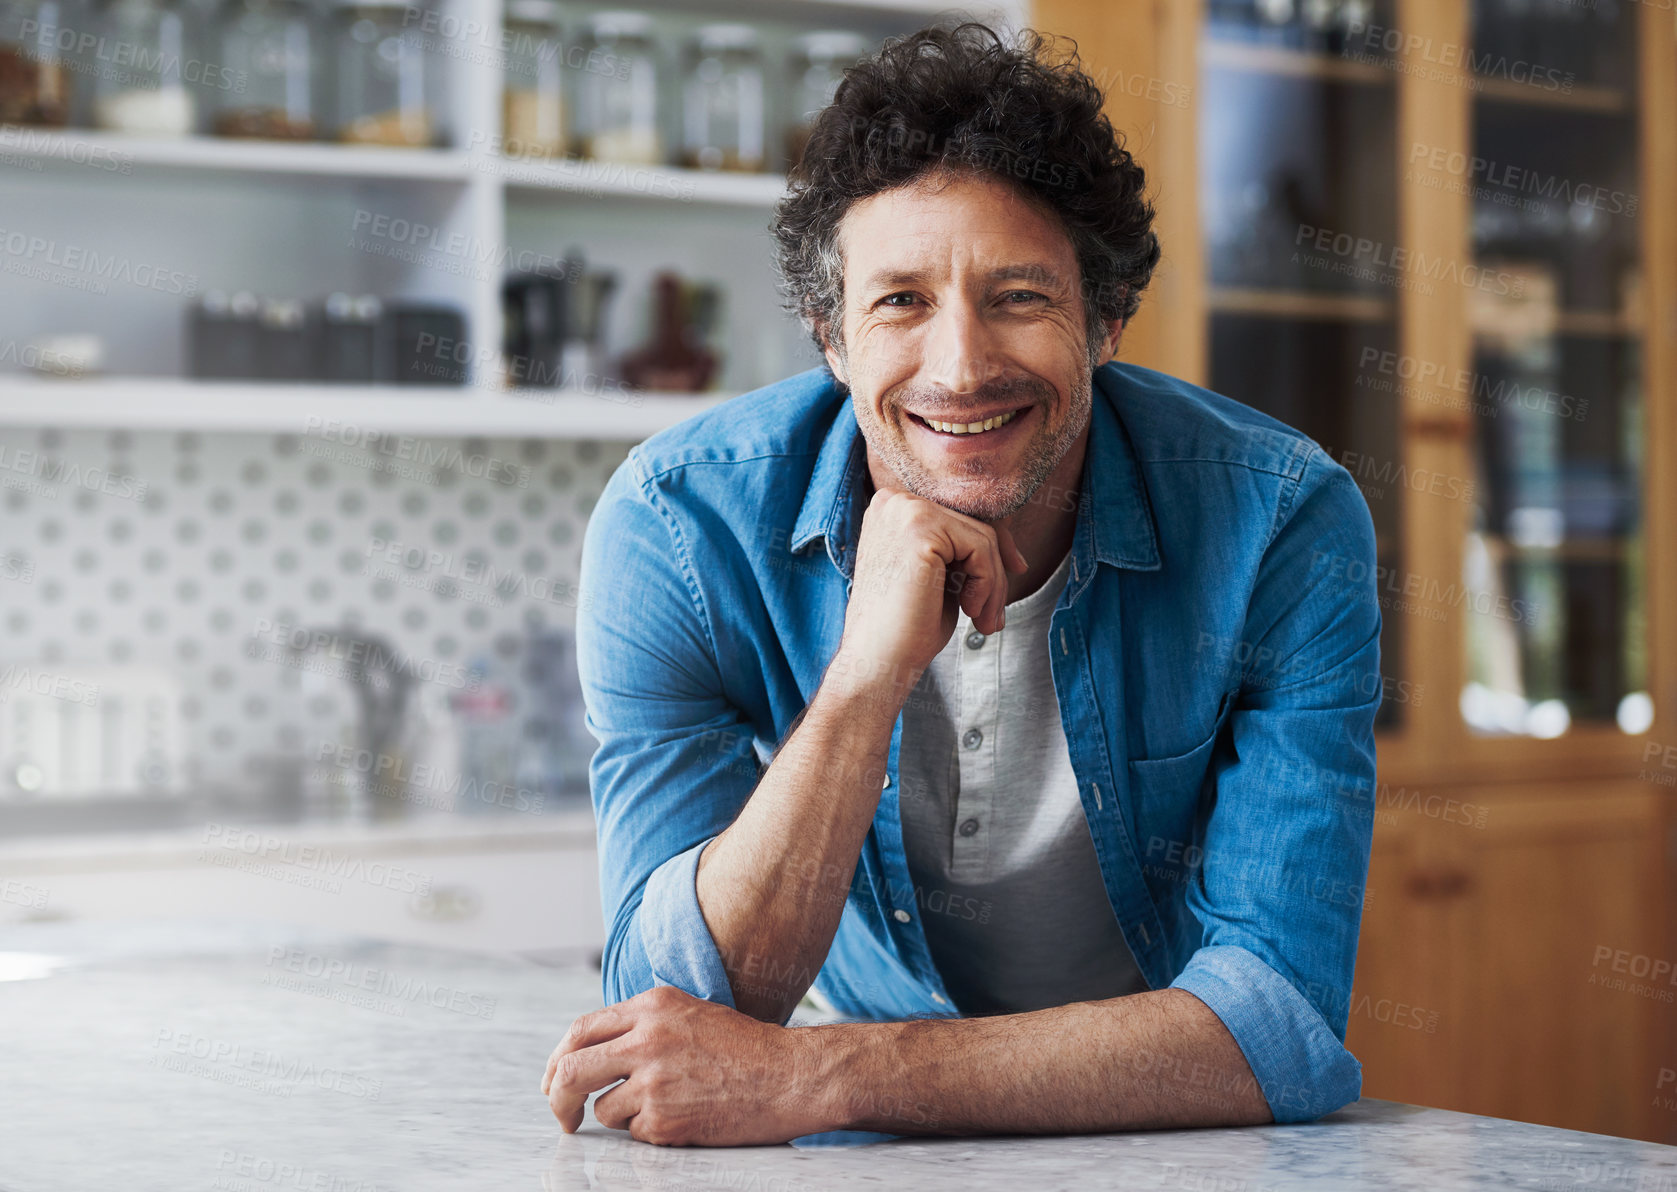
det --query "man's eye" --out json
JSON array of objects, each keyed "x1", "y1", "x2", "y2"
[
  {"x1": 1003, "y1": 290, "x2": 1046, "y2": 304},
  {"x1": 881, "y1": 293, "x2": 917, "y2": 307}
]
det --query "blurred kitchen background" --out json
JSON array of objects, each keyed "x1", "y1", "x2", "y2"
[{"x1": 0, "y1": 0, "x2": 1672, "y2": 1147}]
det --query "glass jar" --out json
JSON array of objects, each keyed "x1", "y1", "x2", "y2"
[
  {"x1": 574, "y1": 10, "x2": 660, "y2": 165},
  {"x1": 501, "y1": 0, "x2": 563, "y2": 158},
  {"x1": 214, "y1": 0, "x2": 316, "y2": 139},
  {"x1": 334, "y1": 0, "x2": 433, "y2": 147},
  {"x1": 91, "y1": 0, "x2": 195, "y2": 136},
  {"x1": 681, "y1": 23, "x2": 763, "y2": 172},
  {"x1": 785, "y1": 30, "x2": 866, "y2": 170},
  {"x1": 0, "y1": 0, "x2": 71, "y2": 126}
]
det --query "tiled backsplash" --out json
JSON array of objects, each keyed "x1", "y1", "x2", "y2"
[{"x1": 0, "y1": 424, "x2": 631, "y2": 805}]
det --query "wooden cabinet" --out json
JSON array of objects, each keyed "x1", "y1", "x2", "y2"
[
  {"x1": 1033, "y1": 0, "x2": 1677, "y2": 1138},
  {"x1": 1353, "y1": 782, "x2": 1675, "y2": 1142}
]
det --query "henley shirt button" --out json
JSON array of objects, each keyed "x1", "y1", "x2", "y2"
[
  {"x1": 958, "y1": 817, "x2": 980, "y2": 837},
  {"x1": 964, "y1": 630, "x2": 986, "y2": 650},
  {"x1": 882, "y1": 774, "x2": 891, "y2": 788},
  {"x1": 962, "y1": 728, "x2": 983, "y2": 750},
  {"x1": 893, "y1": 909, "x2": 912, "y2": 923}
]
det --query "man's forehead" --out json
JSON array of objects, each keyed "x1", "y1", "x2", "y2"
[
  {"x1": 838, "y1": 178, "x2": 1075, "y2": 268},
  {"x1": 854, "y1": 258, "x2": 1072, "y2": 292}
]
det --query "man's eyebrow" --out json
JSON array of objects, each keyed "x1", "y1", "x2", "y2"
[{"x1": 855, "y1": 264, "x2": 1069, "y2": 293}]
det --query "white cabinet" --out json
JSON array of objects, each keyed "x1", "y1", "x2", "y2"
[{"x1": 0, "y1": 813, "x2": 604, "y2": 956}]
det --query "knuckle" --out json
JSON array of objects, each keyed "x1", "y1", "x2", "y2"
[
  {"x1": 636, "y1": 1112, "x2": 681, "y2": 1147},
  {"x1": 640, "y1": 1021, "x2": 675, "y2": 1053},
  {"x1": 553, "y1": 1052, "x2": 581, "y2": 1087}
]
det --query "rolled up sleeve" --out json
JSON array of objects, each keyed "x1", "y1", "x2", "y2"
[
  {"x1": 1170, "y1": 447, "x2": 1382, "y2": 1123},
  {"x1": 577, "y1": 451, "x2": 758, "y2": 1009}
]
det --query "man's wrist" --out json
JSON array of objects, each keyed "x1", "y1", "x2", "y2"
[
  {"x1": 819, "y1": 646, "x2": 921, "y2": 724},
  {"x1": 786, "y1": 1021, "x2": 871, "y2": 1134},
  {"x1": 785, "y1": 1020, "x2": 931, "y2": 1135}
]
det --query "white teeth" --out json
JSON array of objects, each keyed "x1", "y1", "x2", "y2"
[{"x1": 923, "y1": 409, "x2": 1019, "y2": 435}]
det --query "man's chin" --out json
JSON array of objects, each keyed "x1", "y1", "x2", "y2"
[{"x1": 910, "y1": 477, "x2": 1028, "y2": 522}]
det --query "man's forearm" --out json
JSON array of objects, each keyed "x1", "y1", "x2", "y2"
[
  {"x1": 795, "y1": 988, "x2": 1273, "y2": 1135},
  {"x1": 694, "y1": 666, "x2": 907, "y2": 1023}
]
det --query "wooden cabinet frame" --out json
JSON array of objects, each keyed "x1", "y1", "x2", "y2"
[{"x1": 1034, "y1": 0, "x2": 1677, "y2": 789}]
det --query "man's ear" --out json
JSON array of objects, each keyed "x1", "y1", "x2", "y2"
[
  {"x1": 820, "y1": 329, "x2": 848, "y2": 386},
  {"x1": 1098, "y1": 318, "x2": 1125, "y2": 364}
]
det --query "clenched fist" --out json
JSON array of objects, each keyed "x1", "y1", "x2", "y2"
[{"x1": 827, "y1": 486, "x2": 1028, "y2": 705}]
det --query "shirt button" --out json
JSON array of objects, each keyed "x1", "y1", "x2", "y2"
[
  {"x1": 958, "y1": 818, "x2": 980, "y2": 837},
  {"x1": 962, "y1": 728, "x2": 983, "y2": 750},
  {"x1": 931, "y1": 993, "x2": 946, "y2": 1005},
  {"x1": 893, "y1": 909, "x2": 912, "y2": 924},
  {"x1": 964, "y1": 630, "x2": 986, "y2": 650},
  {"x1": 882, "y1": 774, "x2": 891, "y2": 788}
]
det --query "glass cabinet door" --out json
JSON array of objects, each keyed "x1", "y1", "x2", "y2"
[
  {"x1": 1198, "y1": 0, "x2": 1408, "y2": 730},
  {"x1": 1458, "y1": 0, "x2": 1649, "y2": 739}
]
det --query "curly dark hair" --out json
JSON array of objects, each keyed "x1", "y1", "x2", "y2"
[{"x1": 771, "y1": 21, "x2": 1160, "y2": 371}]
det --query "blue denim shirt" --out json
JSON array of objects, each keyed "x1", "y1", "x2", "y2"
[{"x1": 577, "y1": 360, "x2": 1381, "y2": 1123}]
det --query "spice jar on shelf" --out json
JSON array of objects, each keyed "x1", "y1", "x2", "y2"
[
  {"x1": 91, "y1": 0, "x2": 196, "y2": 136},
  {"x1": 213, "y1": 0, "x2": 317, "y2": 140},
  {"x1": 681, "y1": 23, "x2": 763, "y2": 173},
  {"x1": 0, "y1": 0, "x2": 71, "y2": 126},
  {"x1": 786, "y1": 30, "x2": 866, "y2": 171},
  {"x1": 574, "y1": 10, "x2": 660, "y2": 165},
  {"x1": 502, "y1": 0, "x2": 564, "y2": 158},
  {"x1": 334, "y1": 0, "x2": 434, "y2": 147}
]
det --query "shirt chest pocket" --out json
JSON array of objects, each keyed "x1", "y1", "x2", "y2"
[{"x1": 1126, "y1": 690, "x2": 1235, "y2": 871}]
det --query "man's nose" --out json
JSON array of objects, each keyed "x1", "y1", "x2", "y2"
[{"x1": 919, "y1": 299, "x2": 1005, "y2": 396}]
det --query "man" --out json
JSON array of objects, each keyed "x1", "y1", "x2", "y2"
[{"x1": 542, "y1": 23, "x2": 1380, "y2": 1145}]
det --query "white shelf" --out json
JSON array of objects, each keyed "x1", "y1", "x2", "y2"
[
  {"x1": 0, "y1": 127, "x2": 790, "y2": 203},
  {"x1": 495, "y1": 154, "x2": 789, "y2": 208},
  {"x1": 0, "y1": 379, "x2": 733, "y2": 440},
  {"x1": 0, "y1": 128, "x2": 475, "y2": 182},
  {"x1": 779, "y1": 0, "x2": 1023, "y2": 14}
]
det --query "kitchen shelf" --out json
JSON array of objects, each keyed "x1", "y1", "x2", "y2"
[
  {"x1": 649, "y1": 0, "x2": 1020, "y2": 18},
  {"x1": 1482, "y1": 533, "x2": 1635, "y2": 563},
  {"x1": 1472, "y1": 306, "x2": 1643, "y2": 342},
  {"x1": 0, "y1": 379, "x2": 733, "y2": 439},
  {"x1": 0, "y1": 128, "x2": 476, "y2": 182},
  {"x1": 1202, "y1": 40, "x2": 1393, "y2": 86},
  {"x1": 1473, "y1": 76, "x2": 1632, "y2": 115},
  {"x1": 496, "y1": 155, "x2": 789, "y2": 208},
  {"x1": 0, "y1": 0, "x2": 1029, "y2": 434},
  {"x1": 1209, "y1": 287, "x2": 1396, "y2": 322}
]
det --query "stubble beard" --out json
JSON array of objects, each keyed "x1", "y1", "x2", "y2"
[{"x1": 862, "y1": 368, "x2": 1092, "y2": 523}]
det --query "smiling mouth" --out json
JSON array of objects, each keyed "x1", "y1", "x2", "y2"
[{"x1": 908, "y1": 408, "x2": 1026, "y2": 436}]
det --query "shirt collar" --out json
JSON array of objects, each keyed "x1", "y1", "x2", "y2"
[{"x1": 789, "y1": 364, "x2": 1161, "y2": 581}]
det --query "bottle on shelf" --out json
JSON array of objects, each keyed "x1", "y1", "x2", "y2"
[
  {"x1": 502, "y1": 0, "x2": 565, "y2": 159},
  {"x1": 575, "y1": 10, "x2": 661, "y2": 166},
  {"x1": 680, "y1": 22, "x2": 764, "y2": 173},
  {"x1": 558, "y1": 259, "x2": 619, "y2": 394},
  {"x1": 0, "y1": 0, "x2": 71, "y2": 126},
  {"x1": 785, "y1": 30, "x2": 867, "y2": 172},
  {"x1": 451, "y1": 653, "x2": 520, "y2": 815},
  {"x1": 213, "y1": 0, "x2": 317, "y2": 140},
  {"x1": 333, "y1": 0, "x2": 435, "y2": 147},
  {"x1": 619, "y1": 271, "x2": 718, "y2": 393},
  {"x1": 521, "y1": 627, "x2": 590, "y2": 800},
  {"x1": 91, "y1": 0, "x2": 195, "y2": 136}
]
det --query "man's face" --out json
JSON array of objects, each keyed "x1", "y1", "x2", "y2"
[{"x1": 823, "y1": 169, "x2": 1116, "y2": 522}]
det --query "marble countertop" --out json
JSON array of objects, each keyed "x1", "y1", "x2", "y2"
[{"x1": 1, "y1": 918, "x2": 1673, "y2": 1192}]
